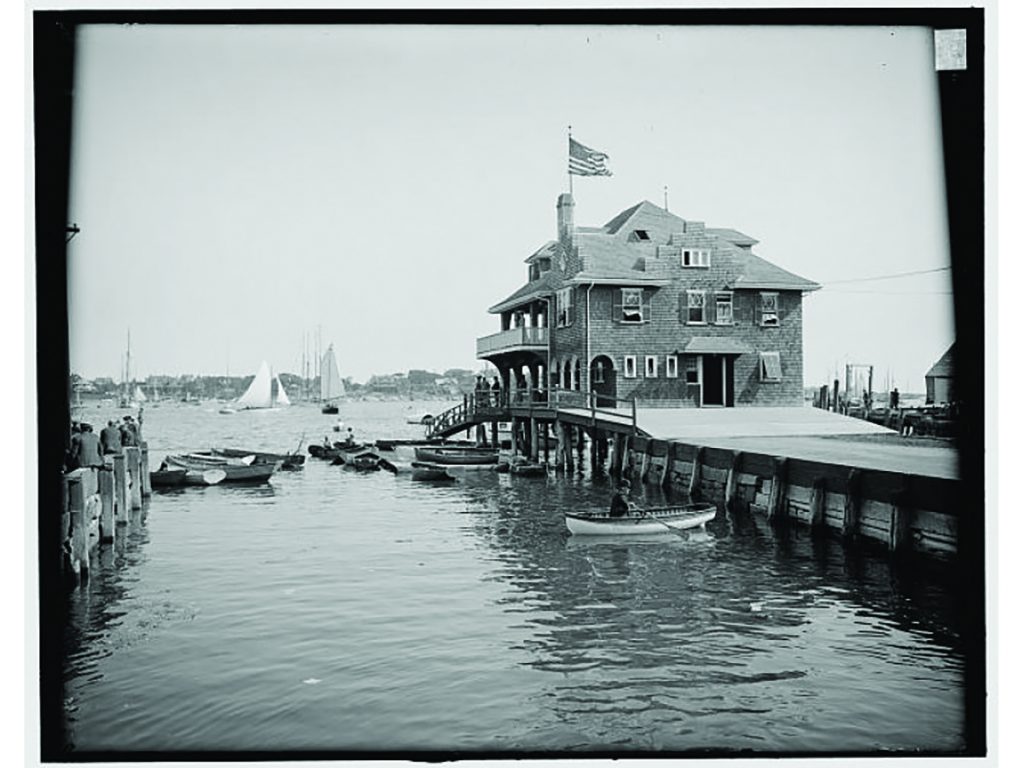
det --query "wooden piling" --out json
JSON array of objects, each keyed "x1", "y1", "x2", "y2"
[
  {"x1": 113, "y1": 453, "x2": 128, "y2": 524},
  {"x1": 543, "y1": 422, "x2": 550, "y2": 465},
  {"x1": 614, "y1": 434, "x2": 626, "y2": 476},
  {"x1": 809, "y1": 477, "x2": 827, "y2": 531},
  {"x1": 723, "y1": 450, "x2": 743, "y2": 510},
  {"x1": 126, "y1": 446, "x2": 142, "y2": 510},
  {"x1": 688, "y1": 446, "x2": 704, "y2": 498},
  {"x1": 589, "y1": 428, "x2": 598, "y2": 470},
  {"x1": 98, "y1": 468, "x2": 115, "y2": 543},
  {"x1": 842, "y1": 468, "x2": 862, "y2": 539},
  {"x1": 530, "y1": 417, "x2": 539, "y2": 460},
  {"x1": 67, "y1": 476, "x2": 88, "y2": 581},
  {"x1": 639, "y1": 442, "x2": 651, "y2": 484},
  {"x1": 563, "y1": 422, "x2": 574, "y2": 472},
  {"x1": 660, "y1": 443, "x2": 673, "y2": 487},
  {"x1": 575, "y1": 427, "x2": 585, "y2": 467},
  {"x1": 766, "y1": 457, "x2": 788, "y2": 522},
  {"x1": 889, "y1": 477, "x2": 913, "y2": 553},
  {"x1": 140, "y1": 442, "x2": 152, "y2": 497}
]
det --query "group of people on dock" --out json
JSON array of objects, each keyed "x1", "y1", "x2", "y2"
[
  {"x1": 473, "y1": 376, "x2": 503, "y2": 408},
  {"x1": 66, "y1": 411, "x2": 143, "y2": 471}
]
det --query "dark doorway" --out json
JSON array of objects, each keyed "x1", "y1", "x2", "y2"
[
  {"x1": 701, "y1": 355, "x2": 736, "y2": 407},
  {"x1": 702, "y1": 355, "x2": 723, "y2": 406},
  {"x1": 590, "y1": 355, "x2": 617, "y2": 407}
]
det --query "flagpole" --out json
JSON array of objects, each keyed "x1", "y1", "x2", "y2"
[{"x1": 567, "y1": 125, "x2": 573, "y2": 196}]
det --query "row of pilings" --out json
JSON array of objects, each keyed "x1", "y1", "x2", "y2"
[
  {"x1": 501, "y1": 414, "x2": 960, "y2": 559},
  {"x1": 61, "y1": 443, "x2": 152, "y2": 585}
]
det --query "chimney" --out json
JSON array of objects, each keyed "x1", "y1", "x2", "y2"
[{"x1": 557, "y1": 193, "x2": 575, "y2": 249}]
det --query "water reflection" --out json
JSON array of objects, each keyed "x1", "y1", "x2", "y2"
[{"x1": 453, "y1": 471, "x2": 965, "y2": 750}]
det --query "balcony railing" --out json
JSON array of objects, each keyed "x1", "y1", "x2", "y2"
[{"x1": 476, "y1": 326, "x2": 548, "y2": 357}]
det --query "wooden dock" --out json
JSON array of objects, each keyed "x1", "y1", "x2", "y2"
[{"x1": 61, "y1": 443, "x2": 151, "y2": 584}]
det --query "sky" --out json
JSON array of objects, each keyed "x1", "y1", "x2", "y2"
[{"x1": 66, "y1": 22, "x2": 955, "y2": 391}]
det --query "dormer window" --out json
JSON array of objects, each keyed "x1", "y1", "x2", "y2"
[
  {"x1": 630, "y1": 229, "x2": 651, "y2": 242},
  {"x1": 682, "y1": 248, "x2": 711, "y2": 268}
]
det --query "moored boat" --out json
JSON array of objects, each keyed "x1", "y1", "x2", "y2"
[
  {"x1": 410, "y1": 461, "x2": 455, "y2": 481},
  {"x1": 413, "y1": 446, "x2": 498, "y2": 465},
  {"x1": 564, "y1": 503, "x2": 717, "y2": 536},
  {"x1": 510, "y1": 461, "x2": 547, "y2": 477},
  {"x1": 150, "y1": 467, "x2": 227, "y2": 487},
  {"x1": 165, "y1": 454, "x2": 279, "y2": 483},
  {"x1": 211, "y1": 447, "x2": 305, "y2": 470}
]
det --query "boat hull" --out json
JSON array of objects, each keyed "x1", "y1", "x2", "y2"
[
  {"x1": 413, "y1": 447, "x2": 498, "y2": 465},
  {"x1": 212, "y1": 447, "x2": 305, "y2": 470},
  {"x1": 166, "y1": 455, "x2": 278, "y2": 483},
  {"x1": 410, "y1": 461, "x2": 455, "y2": 481},
  {"x1": 565, "y1": 504, "x2": 717, "y2": 536}
]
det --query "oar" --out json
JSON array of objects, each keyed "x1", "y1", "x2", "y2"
[
  {"x1": 292, "y1": 431, "x2": 306, "y2": 456},
  {"x1": 637, "y1": 507, "x2": 688, "y2": 536}
]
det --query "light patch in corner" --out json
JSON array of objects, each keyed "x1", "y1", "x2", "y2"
[{"x1": 934, "y1": 29, "x2": 967, "y2": 71}]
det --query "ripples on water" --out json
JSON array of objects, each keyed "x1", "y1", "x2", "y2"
[{"x1": 59, "y1": 401, "x2": 968, "y2": 755}]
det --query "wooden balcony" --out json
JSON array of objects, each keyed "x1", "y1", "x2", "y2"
[{"x1": 476, "y1": 326, "x2": 548, "y2": 358}]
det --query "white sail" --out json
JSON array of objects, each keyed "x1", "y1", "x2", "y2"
[
  {"x1": 133, "y1": 385, "x2": 148, "y2": 403},
  {"x1": 320, "y1": 344, "x2": 346, "y2": 402},
  {"x1": 274, "y1": 375, "x2": 291, "y2": 406},
  {"x1": 237, "y1": 361, "x2": 273, "y2": 409}
]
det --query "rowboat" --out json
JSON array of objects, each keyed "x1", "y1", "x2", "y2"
[
  {"x1": 330, "y1": 445, "x2": 387, "y2": 471},
  {"x1": 564, "y1": 503, "x2": 717, "y2": 536},
  {"x1": 413, "y1": 446, "x2": 498, "y2": 465},
  {"x1": 211, "y1": 447, "x2": 305, "y2": 470},
  {"x1": 165, "y1": 454, "x2": 279, "y2": 483},
  {"x1": 510, "y1": 462, "x2": 546, "y2": 477},
  {"x1": 410, "y1": 461, "x2": 456, "y2": 481},
  {"x1": 150, "y1": 467, "x2": 227, "y2": 487}
]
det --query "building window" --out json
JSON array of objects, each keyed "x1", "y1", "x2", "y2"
[
  {"x1": 760, "y1": 351, "x2": 783, "y2": 382},
  {"x1": 556, "y1": 287, "x2": 574, "y2": 328},
  {"x1": 687, "y1": 290, "x2": 706, "y2": 324},
  {"x1": 760, "y1": 292, "x2": 779, "y2": 327},
  {"x1": 621, "y1": 288, "x2": 644, "y2": 323},
  {"x1": 715, "y1": 292, "x2": 734, "y2": 325},
  {"x1": 682, "y1": 248, "x2": 711, "y2": 268},
  {"x1": 645, "y1": 355, "x2": 658, "y2": 378},
  {"x1": 593, "y1": 360, "x2": 605, "y2": 384},
  {"x1": 624, "y1": 355, "x2": 637, "y2": 378},
  {"x1": 631, "y1": 229, "x2": 650, "y2": 241},
  {"x1": 666, "y1": 356, "x2": 679, "y2": 378},
  {"x1": 684, "y1": 356, "x2": 699, "y2": 384}
]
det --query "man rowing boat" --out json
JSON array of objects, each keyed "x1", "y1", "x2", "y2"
[{"x1": 609, "y1": 479, "x2": 640, "y2": 518}]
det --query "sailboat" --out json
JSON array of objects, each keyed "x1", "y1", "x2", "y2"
[
  {"x1": 320, "y1": 344, "x2": 346, "y2": 414},
  {"x1": 234, "y1": 361, "x2": 291, "y2": 410}
]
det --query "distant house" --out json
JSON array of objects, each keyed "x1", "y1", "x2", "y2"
[
  {"x1": 925, "y1": 344, "x2": 955, "y2": 405},
  {"x1": 477, "y1": 194, "x2": 820, "y2": 407}
]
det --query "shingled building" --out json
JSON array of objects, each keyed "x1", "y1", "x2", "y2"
[{"x1": 477, "y1": 194, "x2": 820, "y2": 408}]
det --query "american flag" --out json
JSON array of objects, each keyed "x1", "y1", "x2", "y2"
[{"x1": 569, "y1": 137, "x2": 612, "y2": 177}]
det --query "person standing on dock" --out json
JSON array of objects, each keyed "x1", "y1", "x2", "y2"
[
  {"x1": 76, "y1": 424, "x2": 104, "y2": 468},
  {"x1": 491, "y1": 376, "x2": 502, "y2": 407},
  {"x1": 120, "y1": 415, "x2": 139, "y2": 447},
  {"x1": 100, "y1": 420, "x2": 122, "y2": 455},
  {"x1": 66, "y1": 422, "x2": 82, "y2": 470}
]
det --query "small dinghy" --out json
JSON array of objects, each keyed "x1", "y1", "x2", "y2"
[
  {"x1": 564, "y1": 503, "x2": 716, "y2": 536},
  {"x1": 410, "y1": 461, "x2": 455, "y2": 481},
  {"x1": 150, "y1": 467, "x2": 227, "y2": 487},
  {"x1": 413, "y1": 446, "x2": 498, "y2": 465}
]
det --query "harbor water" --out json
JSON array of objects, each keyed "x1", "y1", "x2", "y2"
[{"x1": 60, "y1": 400, "x2": 968, "y2": 754}]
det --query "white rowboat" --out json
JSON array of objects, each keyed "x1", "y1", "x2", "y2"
[{"x1": 564, "y1": 503, "x2": 716, "y2": 536}]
